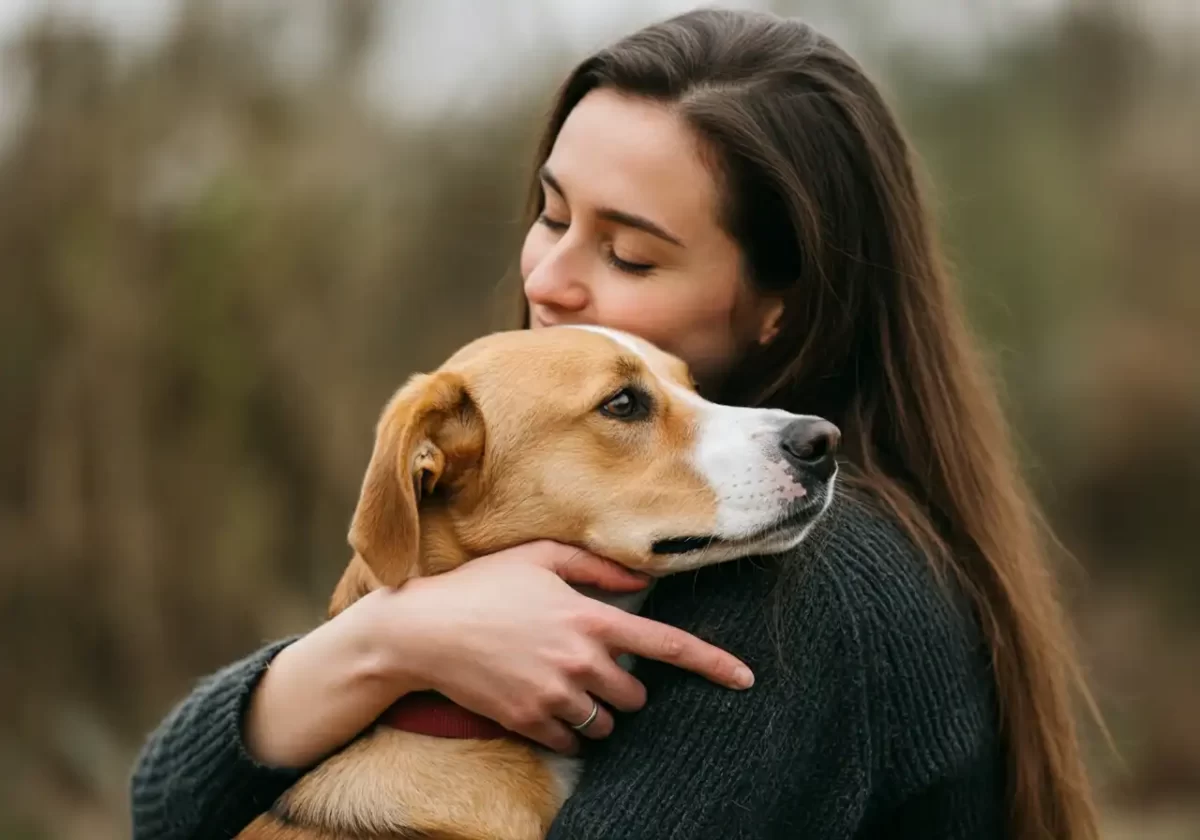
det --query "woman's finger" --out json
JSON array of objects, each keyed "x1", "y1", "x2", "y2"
[
  {"x1": 519, "y1": 718, "x2": 581, "y2": 755},
  {"x1": 526, "y1": 541, "x2": 650, "y2": 592},
  {"x1": 596, "y1": 608, "x2": 755, "y2": 690},
  {"x1": 552, "y1": 692, "x2": 614, "y2": 741},
  {"x1": 581, "y1": 659, "x2": 647, "y2": 714},
  {"x1": 573, "y1": 704, "x2": 614, "y2": 740}
]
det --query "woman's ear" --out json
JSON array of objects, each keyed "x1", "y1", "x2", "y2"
[
  {"x1": 757, "y1": 298, "x2": 785, "y2": 345},
  {"x1": 346, "y1": 371, "x2": 484, "y2": 589}
]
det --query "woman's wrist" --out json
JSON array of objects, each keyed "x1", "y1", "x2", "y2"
[
  {"x1": 350, "y1": 585, "x2": 436, "y2": 698},
  {"x1": 241, "y1": 588, "x2": 434, "y2": 769}
]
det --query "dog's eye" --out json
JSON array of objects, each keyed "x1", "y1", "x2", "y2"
[{"x1": 599, "y1": 388, "x2": 649, "y2": 421}]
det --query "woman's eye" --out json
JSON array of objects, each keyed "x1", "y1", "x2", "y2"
[
  {"x1": 538, "y1": 213, "x2": 568, "y2": 231},
  {"x1": 607, "y1": 249, "x2": 655, "y2": 276},
  {"x1": 598, "y1": 388, "x2": 650, "y2": 421}
]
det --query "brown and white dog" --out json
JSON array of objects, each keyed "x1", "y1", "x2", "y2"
[{"x1": 238, "y1": 325, "x2": 840, "y2": 840}]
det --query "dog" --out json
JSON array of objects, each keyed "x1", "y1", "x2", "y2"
[{"x1": 237, "y1": 324, "x2": 840, "y2": 840}]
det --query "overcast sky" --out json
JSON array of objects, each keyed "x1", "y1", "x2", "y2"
[
  {"x1": 0, "y1": 0, "x2": 1194, "y2": 122},
  {"x1": 0, "y1": 0, "x2": 1080, "y2": 58}
]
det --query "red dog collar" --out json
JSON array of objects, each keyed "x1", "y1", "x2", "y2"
[{"x1": 376, "y1": 691, "x2": 513, "y2": 741}]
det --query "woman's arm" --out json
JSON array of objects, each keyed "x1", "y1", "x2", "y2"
[
  {"x1": 129, "y1": 591, "x2": 437, "y2": 840},
  {"x1": 129, "y1": 638, "x2": 306, "y2": 840},
  {"x1": 129, "y1": 542, "x2": 755, "y2": 840}
]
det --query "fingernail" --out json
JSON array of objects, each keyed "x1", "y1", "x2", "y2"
[{"x1": 734, "y1": 666, "x2": 754, "y2": 689}]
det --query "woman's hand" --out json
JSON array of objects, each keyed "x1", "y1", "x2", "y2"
[
  {"x1": 243, "y1": 541, "x2": 753, "y2": 767},
  {"x1": 388, "y1": 541, "x2": 755, "y2": 753}
]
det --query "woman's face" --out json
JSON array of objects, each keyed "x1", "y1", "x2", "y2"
[{"x1": 521, "y1": 88, "x2": 781, "y2": 393}]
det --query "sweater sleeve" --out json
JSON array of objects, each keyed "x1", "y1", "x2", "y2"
[{"x1": 129, "y1": 637, "x2": 306, "y2": 840}]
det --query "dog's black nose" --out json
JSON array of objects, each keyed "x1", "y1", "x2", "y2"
[{"x1": 779, "y1": 418, "x2": 841, "y2": 482}]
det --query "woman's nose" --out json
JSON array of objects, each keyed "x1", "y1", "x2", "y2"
[{"x1": 523, "y1": 247, "x2": 589, "y2": 315}]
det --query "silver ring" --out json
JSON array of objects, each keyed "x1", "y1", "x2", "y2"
[{"x1": 569, "y1": 699, "x2": 600, "y2": 733}]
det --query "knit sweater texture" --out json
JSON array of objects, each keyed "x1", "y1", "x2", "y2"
[{"x1": 129, "y1": 493, "x2": 1005, "y2": 839}]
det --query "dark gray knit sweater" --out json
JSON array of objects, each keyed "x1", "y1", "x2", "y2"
[{"x1": 129, "y1": 494, "x2": 1005, "y2": 839}]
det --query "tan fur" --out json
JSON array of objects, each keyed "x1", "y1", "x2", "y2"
[
  {"x1": 436, "y1": 330, "x2": 717, "y2": 572},
  {"x1": 234, "y1": 328, "x2": 788, "y2": 840},
  {"x1": 349, "y1": 328, "x2": 721, "y2": 585},
  {"x1": 345, "y1": 369, "x2": 486, "y2": 590},
  {"x1": 241, "y1": 729, "x2": 562, "y2": 840}
]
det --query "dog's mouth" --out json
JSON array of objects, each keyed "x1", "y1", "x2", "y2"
[
  {"x1": 651, "y1": 535, "x2": 716, "y2": 555},
  {"x1": 650, "y1": 497, "x2": 827, "y2": 557}
]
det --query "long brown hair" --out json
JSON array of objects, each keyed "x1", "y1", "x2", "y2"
[{"x1": 512, "y1": 8, "x2": 1100, "y2": 839}]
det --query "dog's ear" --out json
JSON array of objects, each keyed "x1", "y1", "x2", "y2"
[{"x1": 346, "y1": 371, "x2": 484, "y2": 590}]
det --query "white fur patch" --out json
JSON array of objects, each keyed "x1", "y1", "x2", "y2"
[{"x1": 543, "y1": 753, "x2": 584, "y2": 805}]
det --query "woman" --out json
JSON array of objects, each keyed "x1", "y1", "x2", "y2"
[{"x1": 130, "y1": 9, "x2": 1100, "y2": 839}]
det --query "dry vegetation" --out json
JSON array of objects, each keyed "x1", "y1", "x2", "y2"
[{"x1": 0, "y1": 3, "x2": 1196, "y2": 837}]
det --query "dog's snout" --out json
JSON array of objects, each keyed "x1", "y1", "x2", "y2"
[{"x1": 779, "y1": 418, "x2": 841, "y2": 481}]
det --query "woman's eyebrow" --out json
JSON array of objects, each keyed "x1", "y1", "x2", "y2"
[{"x1": 539, "y1": 165, "x2": 686, "y2": 248}]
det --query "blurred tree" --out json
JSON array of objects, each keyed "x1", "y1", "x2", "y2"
[{"x1": 0, "y1": 1, "x2": 1196, "y2": 837}]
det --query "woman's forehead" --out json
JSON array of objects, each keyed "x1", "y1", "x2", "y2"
[{"x1": 546, "y1": 89, "x2": 722, "y2": 240}]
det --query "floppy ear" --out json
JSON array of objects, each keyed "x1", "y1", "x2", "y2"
[{"x1": 345, "y1": 370, "x2": 484, "y2": 590}]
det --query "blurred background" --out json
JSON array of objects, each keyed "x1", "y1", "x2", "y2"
[{"x1": 0, "y1": 0, "x2": 1197, "y2": 837}]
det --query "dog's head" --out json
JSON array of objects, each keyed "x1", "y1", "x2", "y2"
[{"x1": 336, "y1": 325, "x2": 839, "y2": 608}]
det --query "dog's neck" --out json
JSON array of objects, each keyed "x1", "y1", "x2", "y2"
[
  {"x1": 375, "y1": 692, "x2": 514, "y2": 741},
  {"x1": 422, "y1": 533, "x2": 656, "y2": 623},
  {"x1": 415, "y1": 513, "x2": 473, "y2": 576},
  {"x1": 417, "y1": 515, "x2": 657, "y2": 620}
]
